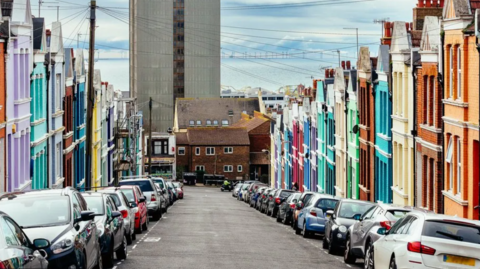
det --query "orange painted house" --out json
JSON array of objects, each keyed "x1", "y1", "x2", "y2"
[{"x1": 441, "y1": 0, "x2": 479, "y2": 220}]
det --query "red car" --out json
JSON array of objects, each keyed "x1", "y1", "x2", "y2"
[{"x1": 115, "y1": 186, "x2": 148, "y2": 233}]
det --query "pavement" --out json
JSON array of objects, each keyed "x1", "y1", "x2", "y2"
[{"x1": 115, "y1": 186, "x2": 364, "y2": 269}]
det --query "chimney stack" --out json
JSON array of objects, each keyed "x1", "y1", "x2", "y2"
[
  {"x1": 341, "y1": 61, "x2": 346, "y2": 69},
  {"x1": 325, "y1": 70, "x2": 329, "y2": 78},
  {"x1": 329, "y1": 69, "x2": 334, "y2": 78},
  {"x1": 346, "y1": 61, "x2": 351, "y2": 70}
]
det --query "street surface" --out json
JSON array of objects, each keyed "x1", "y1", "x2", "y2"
[{"x1": 117, "y1": 186, "x2": 363, "y2": 269}]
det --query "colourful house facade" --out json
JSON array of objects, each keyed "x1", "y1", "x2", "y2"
[
  {"x1": 325, "y1": 72, "x2": 336, "y2": 195},
  {"x1": 64, "y1": 48, "x2": 74, "y2": 187},
  {"x1": 316, "y1": 80, "x2": 327, "y2": 193},
  {"x1": 30, "y1": 18, "x2": 48, "y2": 190},
  {"x1": 74, "y1": 49, "x2": 86, "y2": 188},
  {"x1": 346, "y1": 68, "x2": 359, "y2": 199},
  {"x1": 334, "y1": 67, "x2": 347, "y2": 198},
  {"x1": 0, "y1": 29, "x2": 6, "y2": 193},
  {"x1": 92, "y1": 70, "x2": 103, "y2": 188}
]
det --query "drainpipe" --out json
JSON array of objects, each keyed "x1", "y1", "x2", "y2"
[
  {"x1": 476, "y1": 44, "x2": 480, "y2": 219},
  {"x1": 411, "y1": 61, "x2": 418, "y2": 208},
  {"x1": 439, "y1": 32, "x2": 446, "y2": 214},
  {"x1": 344, "y1": 90, "x2": 349, "y2": 198},
  {"x1": 45, "y1": 54, "x2": 50, "y2": 189}
]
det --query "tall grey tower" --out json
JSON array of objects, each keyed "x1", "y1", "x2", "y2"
[{"x1": 130, "y1": 0, "x2": 220, "y2": 132}]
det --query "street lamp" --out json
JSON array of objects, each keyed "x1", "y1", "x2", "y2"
[{"x1": 262, "y1": 149, "x2": 271, "y2": 186}]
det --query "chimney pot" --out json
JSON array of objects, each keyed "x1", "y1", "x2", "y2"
[
  {"x1": 346, "y1": 61, "x2": 351, "y2": 70},
  {"x1": 439, "y1": 0, "x2": 444, "y2": 7},
  {"x1": 329, "y1": 69, "x2": 334, "y2": 77},
  {"x1": 341, "y1": 61, "x2": 346, "y2": 69},
  {"x1": 417, "y1": 0, "x2": 424, "y2": 7},
  {"x1": 325, "y1": 70, "x2": 329, "y2": 78},
  {"x1": 405, "y1": 22, "x2": 410, "y2": 32},
  {"x1": 426, "y1": 0, "x2": 431, "y2": 7}
]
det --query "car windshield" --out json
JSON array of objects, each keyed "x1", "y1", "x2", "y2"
[
  {"x1": 120, "y1": 189, "x2": 135, "y2": 202},
  {"x1": 385, "y1": 210, "x2": 409, "y2": 221},
  {"x1": 422, "y1": 220, "x2": 480, "y2": 244},
  {"x1": 242, "y1": 185, "x2": 250, "y2": 190},
  {"x1": 279, "y1": 191, "x2": 294, "y2": 198},
  {"x1": 173, "y1": 183, "x2": 180, "y2": 188},
  {"x1": 108, "y1": 194, "x2": 122, "y2": 207},
  {"x1": 153, "y1": 180, "x2": 165, "y2": 189},
  {"x1": 83, "y1": 196, "x2": 105, "y2": 215},
  {"x1": 0, "y1": 196, "x2": 70, "y2": 228},
  {"x1": 338, "y1": 202, "x2": 374, "y2": 219},
  {"x1": 119, "y1": 180, "x2": 154, "y2": 192}
]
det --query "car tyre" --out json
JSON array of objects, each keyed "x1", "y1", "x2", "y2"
[
  {"x1": 344, "y1": 236, "x2": 356, "y2": 264},
  {"x1": 152, "y1": 209, "x2": 161, "y2": 221},
  {"x1": 295, "y1": 222, "x2": 301, "y2": 235},
  {"x1": 116, "y1": 234, "x2": 128, "y2": 260},
  {"x1": 302, "y1": 223, "x2": 310, "y2": 238},
  {"x1": 142, "y1": 217, "x2": 148, "y2": 231},
  {"x1": 322, "y1": 235, "x2": 329, "y2": 249},
  {"x1": 276, "y1": 215, "x2": 282, "y2": 223},
  {"x1": 103, "y1": 242, "x2": 114, "y2": 268},
  {"x1": 328, "y1": 234, "x2": 337, "y2": 254},
  {"x1": 364, "y1": 242, "x2": 374, "y2": 269},
  {"x1": 126, "y1": 229, "x2": 133, "y2": 245},
  {"x1": 132, "y1": 228, "x2": 137, "y2": 240},
  {"x1": 93, "y1": 248, "x2": 103, "y2": 269},
  {"x1": 282, "y1": 213, "x2": 288, "y2": 225},
  {"x1": 389, "y1": 256, "x2": 397, "y2": 269}
]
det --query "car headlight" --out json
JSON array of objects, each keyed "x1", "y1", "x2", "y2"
[
  {"x1": 51, "y1": 234, "x2": 74, "y2": 254},
  {"x1": 338, "y1": 225, "x2": 347, "y2": 233},
  {"x1": 97, "y1": 223, "x2": 105, "y2": 237}
]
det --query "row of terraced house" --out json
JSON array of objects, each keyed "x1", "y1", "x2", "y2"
[
  {"x1": 0, "y1": 0, "x2": 143, "y2": 194},
  {"x1": 271, "y1": 0, "x2": 480, "y2": 220}
]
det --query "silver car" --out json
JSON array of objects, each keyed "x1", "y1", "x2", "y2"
[
  {"x1": 344, "y1": 203, "x2": 418, "y2": 266},
  {"x1": 119, "y1": 178, "x2": 166, "y2": 221},
  {"x1": 233, "y1": 183, "x2": 243, "y2": 198},
  {"x1": 151, "y1": 177, "x2": 171, "y2": 209},
  {"x1": 98, "y1": 188, "x2": 138, "y2": 245}
]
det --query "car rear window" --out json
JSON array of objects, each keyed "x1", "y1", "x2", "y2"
[
  {"x1": 385, "y1": 210, "x2": 409, "y2": 221},
  {"x1": 119, "y1": 180, "x2": 154, "y2": 192},
  {"x1": 280, "y1": 191, "x2": 293, "y2": 198},
  {"x1": 422, "y1": 220, "x2": 480, "y2": 244},
  {"x1": 153, "y1": 180, "x2": 165, "y2": 189},
  {"x1": 316, "y1": 199, "x2": 338, "y2": 211},
  {"x1": 120, "y1": 189, "x2": 135, "y2": 202},
  {"x1": 84, "y1": 196, "x2": 105, "y2": 215},
  {"x1": 108, "y1": 194, "x2": 122, "y2": 207}
]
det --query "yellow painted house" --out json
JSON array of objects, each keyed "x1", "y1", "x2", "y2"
[{"x1": 92, "y1": 70, "x2": 103, "y2": 188}]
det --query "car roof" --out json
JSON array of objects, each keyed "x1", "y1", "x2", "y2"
[
  {"x1": 0, "y1": 187, "x2": 77, "y2": 200},
  {"x1": 83, "y1": 192, "x2": 105, "y2": 197},
  {"x1": 311, "y1": 193, "x2": 339, "y2": 200},
  {"x1": 409, "y1": 211, "x2": 480, "y2": 225},
  {"x1": 120, "y1": 178, "x2": 152, "y2": 182},
  {"x1": 340, "y1": 199, "x2": 375, "y2": 205}
]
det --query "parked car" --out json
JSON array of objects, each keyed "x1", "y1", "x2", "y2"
[
  {"x1": 292, "y1": 191, "x2": 317, "y2": 230},
  {"x1": 344, "y1": 204, "x2": 415, "y2": 265},
  {"x1": 166, "y1": 182, "x2": 178, "y2": 202},
  {"x1": 240, "y1": 183, "x2": 252, "y2": 202},
  {"x1": 0, "y1": 211, "x2": 49, "y2": 268},
  {"x1": 295, "y1": 194, "x2": 339, "y2": 238},
  {"x1": 259, "y1": 188, "x2": 274, "y2": 213},
  {"x1": 172, "y1": 182, "x2": 184, "y2": 199},
  {"x1": 151, "y1": 177, "x2": 171, "y2": 207},
  {"x1": 373, "y1": 212, "x2": 480, "y2": 269},
  {"x1": 250, "y1": 187, "x2": 267, "y2": 208},
  {"x1": 233, "y1": 183, "x2": 243, "y2": 198},
  {"x1": 323, "y1": 199, "x2": 375, "y2": 254},
  {"x1": 277, "y1": 192, "x2": 301, "y2": 225},
  {"x1": 267, "y1": 189, "x2": 294, "y2": 217},
  {"x1": 0, "y1": 188, "x2": 102, "y2": 269},
  {"x1": 246, "y1": 182, "x2": 267, "y2": 204},
  {"x1": 119, "y1": 178, "x2": 165, "y2": 220},
  {"x1": 117, "y1": 185, "x2": 148, "y2": 234},
  {"x1": 98, "y1": 188, "x2": 137, "y2": 245},
  {"x1": 83, "y1": 192, "x2": 127, "y2": 267}
]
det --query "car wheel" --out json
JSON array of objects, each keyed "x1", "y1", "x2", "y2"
[
  {"x1": 142, "y1": 217, "x2": 148, "y2": 231},
  {"x1": 132, "y1": 229, "x2": 137, "y2": 240},
  {"x1": 116, "y1": 234, "x2": 128, "y2": 260},
  {"x1": 103, "y1": 242, "x2": 114, "y2": 268},
  {"x1": 93, "y1": 248, "x2": 103, "y2": 269},
  {"x1": 152, "y1": 209, "x2": 161, "y2": 221},
  {"x1": 295, "y1": 222, "x2": 301, "y2": 235},
  {"x1": 328, "y1": 234, "x2": 336, "y2": 254},
  {"x1": 276, "y1": 214, "x2": 282, "y2": 223},
  {"x1": 322, "y1": 235, "x2": 328, "y2": 249},
  {"x1": 282, "y1": 213, "x2": 288, "y2": 225},
  {"x1": 364, "y1": 242, "x2": 374, "y2": 269},
  {"x1": 126, "y1": 229, "x2": 133, "y2": 245},
  {"x1": 344, "y1": 236, "x2": 356, "y2": 264},
  {"x1": 389, "y1": 256, "x2": 397, "y2": 269},
  {"x1": 302, "y1": 223, "x2": 310, "y2": 238}
]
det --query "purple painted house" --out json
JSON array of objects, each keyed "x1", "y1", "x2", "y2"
[{"x1": 4, "y1": 0, "x2": 33, "y2": 192}]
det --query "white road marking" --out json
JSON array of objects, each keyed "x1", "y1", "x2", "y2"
[
  {"x1": 117, "y1": 262, "x2": 122, "y2": 265},
  {"x1": 144, "y1": 237, "x2": 161, "y2": 242},
  {"x1": 113, "y1": 267, "x2": 117, "y2": 269},
  {"x1": 132, "y1": 244, "x2": 137, "y2": 249}
]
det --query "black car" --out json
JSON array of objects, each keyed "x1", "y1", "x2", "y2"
[
  {"x1": 0, "y1": 211, "x2": 49, "y2": 268},
  {"x1": 323, "y1": 199, "x2": 375, "y2": 254},
  {"x1": 83, "y1": 192, "x2": 127, "y2": 267},
  {"x1": 277, "y1": 192, "x2": 300, "y2": 224},
  {"x1": 267, "y1": 189, "x2": 294, "y2": 217},
  {"x1": 0, "y1": 188, "x2": 102, "y2": 269},
  {"x1": 258, "y1": 188, "x2": 273, "y2": 212}
]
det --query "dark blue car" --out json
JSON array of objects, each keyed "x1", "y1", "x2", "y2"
[{"x1": 249, "y1": 187, "x2": 267, "y2": 207}]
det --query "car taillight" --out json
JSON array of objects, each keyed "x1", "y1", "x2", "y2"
[
  {"x1": 380, "y1": 221, "x2": 393, "y2": 230},
  {"x1": 309, "y1": 209, "x2": 317, "y2": 217},
  {"x1": 275, "y1": 198, "x2": 281, "y2": 204},
  {"x1": 290, "y1": 203, "x2": 296, "y2": 209},
  {"x1": 121, "y1": 209, "x2": 128, "y2": 218},
  {"x1": 262, "y1": 195, "x2": 265, "y2": 199},
  {"x1": 407, "y1": 242, "x2": 436, "y2": 255},
  {"x1": 269, "y1": 196, "x2": 273, "y2": 200},
  {"x1": 151, "y1": 193, "x2": 157, "y2": 201}
]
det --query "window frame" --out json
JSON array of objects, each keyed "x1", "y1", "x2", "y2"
[
  {"x1": 189, "y1": 120, "x2": 195, "y2": 126},
  {"x1": 206, "y1": 147, "x2": 215, "y2": 156},
  {"x1": 224, "y1": 165, "x2": 233, "y2": 172},
  {"x1": 195, "y1": 165, "x2": 205, "y2": 171},
  {"x1": 178, "y1": 147, "x2": 185, "y2": 155},
  {"x1": 195, "y1": 147, "x2": 200, "y2": 156},
  {"x1": 221, "y1": 120, "x2": 229, "y2": 126},
  {"x1": 449, "y1": 46, "x2": 453, "y2": 98},
  {"x1": 224, "y1": 147, "x2": 233, "y2": 154},
  {"x1": 237, "y1": 165, "x2": 243, "y2": 172},
  {"x1": 457, "y1": 46, "x2": 461, "y2": 100},
  {"x1": 456, "y1": 138, "x2": 461, "y2": 194}
]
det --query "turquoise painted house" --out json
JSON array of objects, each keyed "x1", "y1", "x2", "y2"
[
  {"x1": 30, "y1": 18, "x2": 48, "y2": 190},
  {"x1": 316, "y1": 80, "x2": 327, "y2": 193},
  {"x1": 325, "y1": 73, "x2": 336, "y2": 195},
  {"x1": 346, "y1": 69, "x2": 359, "y2": 199},
  {"x1": 374, "y1": 45, "x2": 393, "y2": 203}
]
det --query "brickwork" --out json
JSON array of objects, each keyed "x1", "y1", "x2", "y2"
[{"x1": 190, "y1": 145, "x2": 250, "y2": 180}]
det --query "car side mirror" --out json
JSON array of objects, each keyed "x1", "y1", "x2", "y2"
[
  {"x1": 112, "y1": 211, "x2": 122, "y2": 218},
  {"x1": 138, "y1": 197, "x2": 146, "y2": 203},
  {"x1": 326, "y1": 210, "x2": 334, "y2": 219},
  {"x1": 33, "y1": 238, "x2": 50, "y2": 249},
  {"x1": 162, "y1": 189, "x2": 167, "y2": 194},
  {"x1": 353, "y1": 214, "x2": 362, "y2": 221},
  {"x1": 296, "y1": 202, "x2": 303, "y2": 210},
  {"x1": 79, "y1": 211, "x2": 95, "y2": 222},
  {"x1": 377, "y1": 227, "x2": 388, "y2": 235},
  {"x1": 129, "y1": 202, "x2": 138, "y2": 208}
]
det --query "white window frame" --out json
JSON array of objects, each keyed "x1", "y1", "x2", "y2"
[
  {"x1": 222, "y1": 120, "x2": 229, "y2": 126},
  {"x1": 195, "y1": 147, "x2": 200, "y2": 156},
  {"x1": 206, "y1": 147, "x2": 215, "y2": 155},
  {"x1": 195, "y1": 165, "x2": 205, "y2": 171},
  {"x1": 224, "y1": 147, "x2": 233, "y2": 154},
  {"x1": 55, "y1": 74, "x2": 61, "y2": 111},
  {"x1": 237, "y1": 165, "x2": 243, "y2": 172},
  {"x1": 196, "y1": 120, "x2": 202, "y2": 126},
  {"x1": 457, "y1": 138, "x2": 461, "y2": 194},
  {"x1": 446, "y1": 137, "x2": 453, "y2": 190},
  {"x1": 56, "y1": 143, "x2": 61, "y2": 178},
  {"x1": 426, "y1": 77, "x2": 430, "y2": 125},
  {"x1": 189, "y1": 120, "x2": 195, "y2": 126},
  {"x1": 457, "y1": 46, "x2": 461, "y2": 100},
  {"x1": 153, "y1": 141, "x2": 162, "y2": 155},
  {"x1": 178, "y1": 147, "x2": 185, "y2": 155},
  {"x1": 224, "y1": 165, "x2": 233, "y2": 172},
  {"x1": 213, "y1": 120, "x2": 219, "y2": 126},
  {"x1": 432, "y1": 77, "x2": 436, "y2": 127},
  {"x1": 449, "y1": 46, "x2": 453, "y2": 98}
]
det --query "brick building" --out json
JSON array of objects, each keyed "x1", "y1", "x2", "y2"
[
  {"x1": 358, "y1": 47, "x2": 376, "y2": 202},
  {"x1": 175, "y1": 128, "x2": 250, "y2": 181},
  {"x1": 442, "y1": 0, "x2": 479, "y2": 219},
  {"x1": 63, "y1": 48, "x2": 74, "y2": 187},
  {"x1": 415, "y1": 16, "x2": 444, "y2": 213}
]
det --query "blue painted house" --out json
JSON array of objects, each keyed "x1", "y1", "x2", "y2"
[
  {"x1": 303, "y1": 97, "x2": 311, "y2": 191},
  {"x1": 30, "y1": 18, "x2": 48, "y2": 190},
  {"x1": 325, "y1": 72, "x2": 336, "y2": 195},
  {"x1": 310, "y1": 97, "x2": 318, "y2": 192},
  {"x1": 316, "y1": 80, "x2": 327, "y2": 193},
  {"x1": 283, "y1": 106, "x2": 293, "y2": 189},
  {"x1": 74, "y1": 49, "x2": 86, "y2": 188},
  {"x1": 374, "y1": 45, "x2": 393, "y2": 203}
]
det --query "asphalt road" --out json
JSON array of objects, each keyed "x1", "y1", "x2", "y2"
[{"x1": 115, "y1": 186, "x2": 364, "y2": 269}]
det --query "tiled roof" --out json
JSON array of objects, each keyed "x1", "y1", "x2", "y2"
[
  {"x1": 231, "y1": 116, "x2": 268, "y2": 132},
  {"x1": 186, "y1": 128, "x2": 250, "y2": 146},
  {"x1": 175, "y1": 132, "x2": 189, "y2": 145},
  {"x1": 176, "y1": 98, "x2": 260, "y2": 129},
  {"x1": 250, "y1": 153, "x2": 269, "y2": 165}
]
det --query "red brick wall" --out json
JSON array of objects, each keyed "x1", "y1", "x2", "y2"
[
  {"x1": 190, "y1": 145, "x2": 250, "y2": 180},
  {"x1": 176, "y1": 144, "x2": 190, "y2": 171},
  {"x1": 250, "y1": 134, "x2": 270, "y2": 152},
  {"x1": 359, "y1": 77, "x2": 375, "y2": 202}
]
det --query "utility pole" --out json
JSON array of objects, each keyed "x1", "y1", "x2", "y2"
[
  {"x1": 47, "y1": 6, "x2": 60, "y2": 21},
  {"x1": 344, "y1": 28, "x2": 359, "y2": 59},
  {"x1": 148, "y1": 97, "x2": 152, "y2": 175},
  {"x1": 85, "y1": 0, "x2": 96, "y2": 191}
]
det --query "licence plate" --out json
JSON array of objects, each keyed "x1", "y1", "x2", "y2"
[{"x1": 444, "y1": 255, "x2": 475, "y2": 266}]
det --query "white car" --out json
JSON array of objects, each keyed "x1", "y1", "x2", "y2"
[{"x1": 373, "y1": 211, "x2": 480, "y2": 269}]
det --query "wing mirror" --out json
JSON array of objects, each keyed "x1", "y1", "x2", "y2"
[
  {"x1": 353, "y1": 214, "x2": 362, "y2": 221},
  {"x1": 296, "y1": 202, "x2": 303, "y2": 210},
  {"x1": 33, "y1": 238, "x2": 50, "y2": 249},
  {"x1": 377, "y1": 227, "x2": 389, "y2": 235},
  {"x1": 138, "y1": 197, "x2": 146, "y2": 203},
  {"x1": 79, "y1": 211, "x2": 95, "y2": 222},
  {"x1": 129, "y1": 202, "x2": 138, "y2": 208},
  {"x1": 111, "y1": 211, "x2": 122, "y2": 219},
  {"x1": 162, "y1": 189, "x2": 167, "y2": 195},
  {"x1": 325, "y1": 210, "x2": 334, "y2": 219}
]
